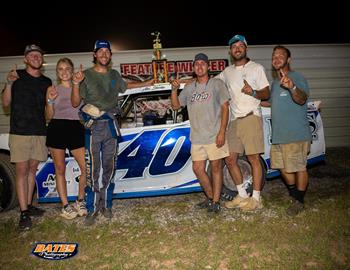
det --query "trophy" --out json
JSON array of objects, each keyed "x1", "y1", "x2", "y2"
[{"x1": 151, "y1": 31, "x2": 169, "y2": 85}]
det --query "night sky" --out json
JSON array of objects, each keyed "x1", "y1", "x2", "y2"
[{"x1": 1, "y1": 2, "x2": 348, "y2": 57}]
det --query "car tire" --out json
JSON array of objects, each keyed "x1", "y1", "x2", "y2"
[
  {"x1": 206, "y1": 159, "x2": 253, "y2": 201},
  {"x1": 222, "y1": 157, "x2": 266, "y2": 198},
  {"x1": 0, "y1": 153, "x2": 17, "y2": 211}
]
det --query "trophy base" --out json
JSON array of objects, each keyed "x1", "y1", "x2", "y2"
[{"x1": 153, "y1": 82, "x2": 171, "y2": 89}]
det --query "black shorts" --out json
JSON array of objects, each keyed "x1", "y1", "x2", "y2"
[{"x1": 46, "y1": 119, "x2": 85, "y2": 150}]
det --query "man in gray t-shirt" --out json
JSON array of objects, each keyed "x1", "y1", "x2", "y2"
[{"x1": 171, "y1": 53, "x2": 230, "y2": 213}]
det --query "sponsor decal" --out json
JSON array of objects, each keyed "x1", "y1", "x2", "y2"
[{"x1": 32, "y1": 242, "x2": 78, "y2": 260}]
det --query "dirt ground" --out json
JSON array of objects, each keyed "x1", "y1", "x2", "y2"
[{"x1": 1, "y1": 147, "x2": 349, "y2": 226}]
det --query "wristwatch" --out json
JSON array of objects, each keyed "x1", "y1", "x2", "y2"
[{"x1": 47, "y1": 98, "x2": 55, "y2": 105}]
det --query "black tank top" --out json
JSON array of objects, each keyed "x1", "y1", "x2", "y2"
[{"x1": 10, "y1": 69, "x2": 52, "y2": 135}]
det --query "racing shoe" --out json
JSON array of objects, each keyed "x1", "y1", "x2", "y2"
[
  {"x1": 101, "y1": 207, "x2": 113, "y2": 219},
  {"x1": 286, "y1": 200, "x2": 305, "y2": 216},
  {"x1": 19, "y1": 211, "x2": 32, "y2": 231},
  {"x1": 74, "y1": 199, "x2": 88, "y2": 217},
  {"x1": 196, "y1": 198, "x2": 213, "y2": 209},
  {"x1": 208, "y1": 201, "x2": 221, "y2": 214},
  {"x1": 240, "y1": 197, "x2": 263, "y2": 212},
  {"x1": 225, "y1": 195, "x2": 249, "y2": 209},
  {"x1": 27, "y1": 204, "x2": 45, "y2": 217},
  {"x1": 60, "y1": 204, "x2": 78, "y2": 220}
]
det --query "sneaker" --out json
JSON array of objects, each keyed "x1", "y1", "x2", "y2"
[
  {"x1": 240, "y1": 197, "x2": 263, "y2": 212},
  {"x1": 74, "y1": 200, "x2": 88, "y2": 217},
  {"x1": 286, "y1": 200, "x2": 304, "y2": 216},
  {"x1": 196, "y1": 199, "x2": 213, "y2": 209},
  {"x1": 27, "y1": 204, "x2": 45, "y2": 217},
  {"x1": 225, "y1": 195, "x2": 249, "y2": 209},
  {"x1": 19, "y1": 211, "x2": 32, "y2": 230},
  {"x1": 101, "y1": 207, "x2": 113, "y2": 219},
  {"x1": 60, "y1": 204, "x2": 78, "y2": 220},
  {"x1": 208, "y1": 202, "x2": 221, "y2": 213},
  {"x1": 84, "y1": 212, "x2": 98, "y2": 226}
]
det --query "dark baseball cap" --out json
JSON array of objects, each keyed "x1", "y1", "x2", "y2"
[
  {"x1": 94, "y1": 40, "x2": 111, "y2": 52},
  {"x1": 24, "y1": 44, "x2": 45, "y2": 56},
  {"x1": 193, "y1": 53, "x2": 209, "y2": 64}
]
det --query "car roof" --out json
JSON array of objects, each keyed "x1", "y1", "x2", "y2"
[{"x1": 119, "y1": 83, "x2": 186, "y2": 97}]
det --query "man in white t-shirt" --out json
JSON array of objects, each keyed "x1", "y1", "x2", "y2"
[{"x1": 217, "y1": 34, "x2": 270, "y2": 211}]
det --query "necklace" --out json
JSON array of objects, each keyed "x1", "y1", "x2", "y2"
[{"x1": 195, "y1": 77, "x2": 210, "y2": 91}]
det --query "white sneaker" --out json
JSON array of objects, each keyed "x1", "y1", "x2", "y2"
[
  {"x1": 60, "y1": 204, "x2": 78, "y2": 219},
  {"x1": 74, "y1": 200, "x2": 88, "y2": 217},
  {"x1": 240, "y1": 197, "x2": 263, "y2": 212}
]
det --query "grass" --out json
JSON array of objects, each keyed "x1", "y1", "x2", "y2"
[
  {"x1": 0, "y1": 195, "x2": 349, "y2": 270},
  {"x1": 0, "y1": 148, "x2": 349, "y2": 270}
]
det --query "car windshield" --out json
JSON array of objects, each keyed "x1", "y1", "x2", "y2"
[{"x1": 118, "y1": 90, "x2": 188, "y2": 128}]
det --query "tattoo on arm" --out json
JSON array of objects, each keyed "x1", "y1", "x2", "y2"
[{"x1": 291, "y1": 87, "x2": 308, "y2": 105}]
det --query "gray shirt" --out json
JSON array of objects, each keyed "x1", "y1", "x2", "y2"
[
  {"x1": 53, "y1": 84, "x2": 81, "y2": 120},
  {"x1": 179, "y1": 78, "x2": 230, "y2": 144}
]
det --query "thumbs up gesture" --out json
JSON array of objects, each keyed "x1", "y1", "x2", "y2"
[
  {"x1": 7, "y1": 64, "x2": 19, "y2": 85},
  {"x1": 241, "y1": 79, "x2": 254, "y2": 96},
  {"x1": 47, "y1": 85, "x2": 58, "y2": 100}
]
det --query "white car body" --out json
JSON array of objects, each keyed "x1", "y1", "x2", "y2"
[{"x1": 0, "y1": 85, "x2": 325, "y2": 203}]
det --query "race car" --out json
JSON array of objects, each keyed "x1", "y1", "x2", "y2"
[{"x1": 0, "y1": 84, "x2": 325, "y2": 211}]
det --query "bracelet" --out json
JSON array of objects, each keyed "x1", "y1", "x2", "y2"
[
  {"x1": 291, "y1": 85, "x2": 297, "y2": 91},
  {"x1": 252, "y1": 90, "x2": 257, "y2": 98},
  {"x1": 47, "y1": 98, "x2": 55, "y2": 105},
  {"x1": 6, "y1": 80, "x2": 13, "y2": 86},
  {"x1": 73, "y1": 81, "x2": 80, "y2": 85}
]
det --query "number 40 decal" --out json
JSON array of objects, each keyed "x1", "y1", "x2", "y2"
[{"x1": 116, "y1": 127, "x2": 191, "y2": 179}]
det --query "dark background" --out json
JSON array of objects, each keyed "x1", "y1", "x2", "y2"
[{"x1": 1, "y1": 2, "x2": 348, "y2": 57}]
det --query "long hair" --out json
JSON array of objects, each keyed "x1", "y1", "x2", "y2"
[{"x1": 56, "y1": 57, "x2": 74, "y2": 84}]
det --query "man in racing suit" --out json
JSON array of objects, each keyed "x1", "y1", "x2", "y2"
[{"x1": 71, "y1": 40, "x2": 153, "y2": 225}]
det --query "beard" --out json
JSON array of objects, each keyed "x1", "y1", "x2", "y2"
[
  {"x1": 97, "y1": 58, "x2": 111, "y2": 67},
  {"x1": 273, "y1": 61, "x2": 287, "y2": 71},
  {"x1": 232, "y1": 51, "x2": 246, "y2": 61}
]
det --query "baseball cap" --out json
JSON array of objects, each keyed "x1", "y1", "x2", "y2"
[
  {"x1": 228, "y1": 34, "x2": 248, "y2": 47},
  {"x1": 24, "y1": 44, "x2": 45, "y2": 56},
  {"x1": 94, "y1": 40, "x2": 111, "y2": 52},
  {"x1": 193, "y1": 53, "x2": 209, "y2": 64}
]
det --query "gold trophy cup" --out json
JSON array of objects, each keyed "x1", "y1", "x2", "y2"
[{"x1": 151, "y1": 31, "x2": 169, "y2": 85}]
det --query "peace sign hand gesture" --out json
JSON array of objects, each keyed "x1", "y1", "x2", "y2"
[{"x1": 279, "y1": 69, "x2": 294, "y2": 90}]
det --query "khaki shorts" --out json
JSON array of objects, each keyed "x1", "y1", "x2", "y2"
[
  {"x1": 270, "y1": 141, "x2": 310, "y2": 173},
  {"x1": 9, "y1": 135, "x2": 48, "y2": 163},
  {"x1": 227, "y1": 114, "x2": 264, "y2": 155},
  {"x1": 191, "y1": 142, "x2": 229, "y2": 161}
]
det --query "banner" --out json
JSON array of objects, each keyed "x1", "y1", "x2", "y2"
[{"x1": 120, "y1": 59, "x2": 228, "y2": 82}]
